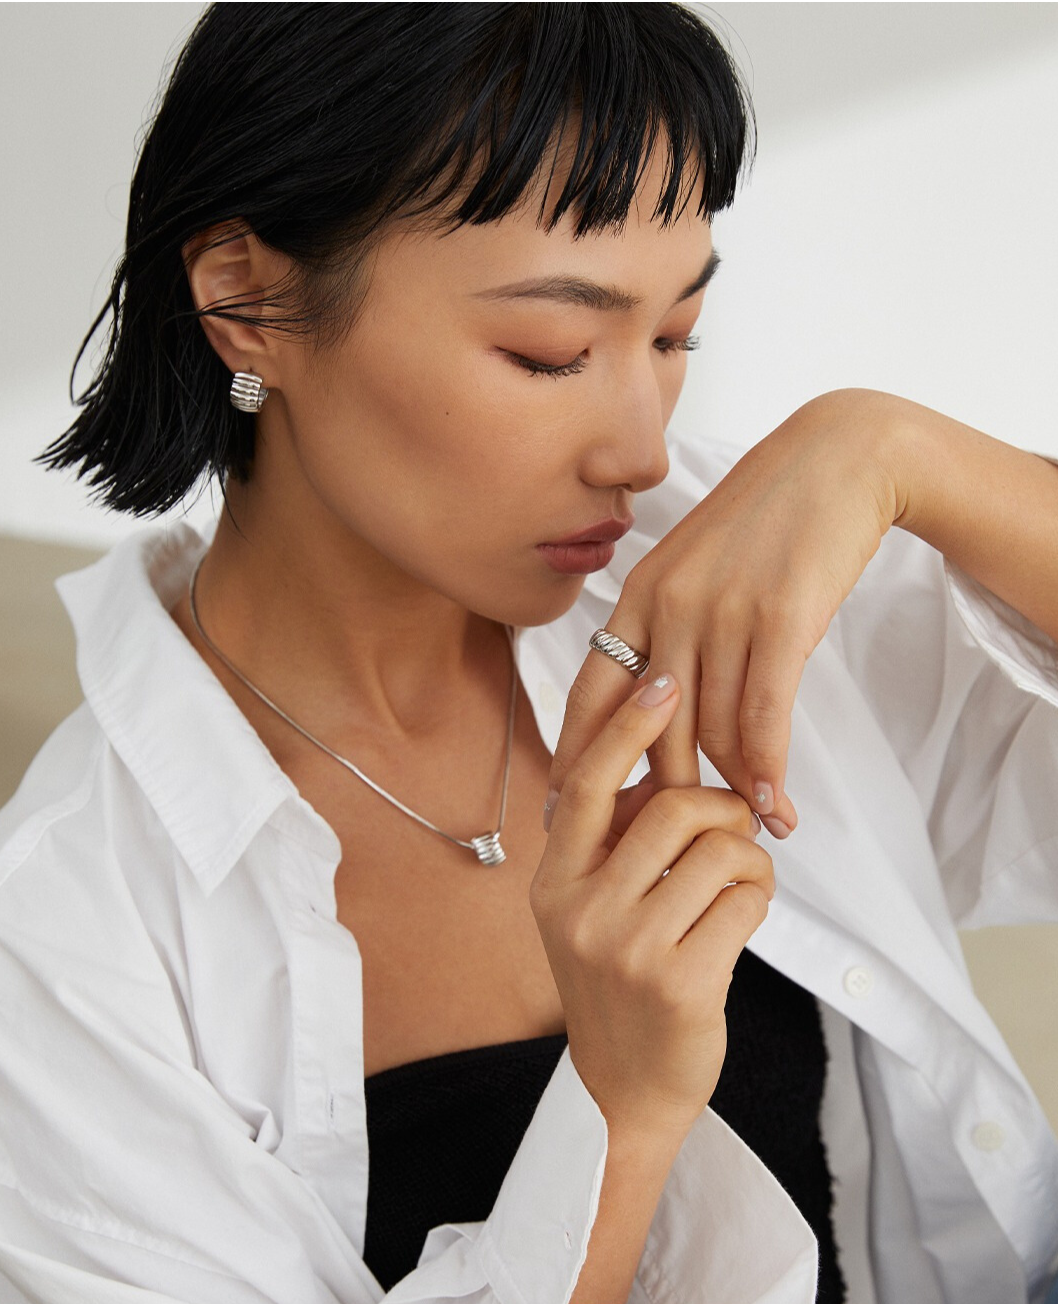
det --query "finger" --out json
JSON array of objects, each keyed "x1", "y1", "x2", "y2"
[
  {"x1": 605, "y1": 775, "x2": 657, "y2": 850},
  {"x1": 599, "y1": 785, "x2": 763, "y2": 901},
  {"x1": 644, "y1": 641, "x2": 703, "y2": 789},
  {"x1": 540, "y1": 672, "x2": 680, "y2": 883},
  {"x1": 738, "y1": 633, "x2": 806, "y2": 823},
  {"x1": 760, "y1": 789, "x2": 799, "y2": 840},
  {"x1": 694, "y1": 640, "x2": 756, "y2": 796},
  {"x1": 545, "y1": 608, "x2": 652, "y2": 812},
  {"x1": 638, "y1": 832, "x2": 775, "y2": 949},
  {"x1": 693, "y1": 640, "x2": 800, "y2": 838},
  {"x1": 673, "y1": 879, "x2": 771, "y2": 983}
]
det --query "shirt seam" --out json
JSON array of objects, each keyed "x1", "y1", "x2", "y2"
[{"x1": 972, "y1": 827, "x2": 1058, "y2": 893}]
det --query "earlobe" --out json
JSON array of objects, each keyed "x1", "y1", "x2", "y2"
[{"x1": 181, "y1": 223, "x2": 283, "y2": 376}]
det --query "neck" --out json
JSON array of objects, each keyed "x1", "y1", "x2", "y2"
[{"x1": 185, "y1": 478, "x2": 509, "y2": 745}]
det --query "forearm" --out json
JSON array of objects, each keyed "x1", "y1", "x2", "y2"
[
  {"x1": 882, "y1": 393, "x2": 1058, "y2": 644},
  {"x1": 570, "y1": 1121, "x2": 686, "y2": 1304}
]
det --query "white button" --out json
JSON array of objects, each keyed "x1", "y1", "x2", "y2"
[
  {"x1": 563, "y1": 1228, "x2": 573, "y2": 1250},
  {"x1": 971, "y1": 1121, "x2": 1006, "y2": 1152},
  {"x1": 539, "y1": 681, "x2": 563, "y2": 715},
  {"x1": 843, "y1": 966, "x2": 874, "y2": 998}
]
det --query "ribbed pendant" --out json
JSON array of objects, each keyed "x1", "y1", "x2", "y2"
[{"x1": 470, "y1": 832, "x2": 506, "y2": 865}]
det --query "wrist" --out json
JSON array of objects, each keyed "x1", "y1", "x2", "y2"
[{"x1": 819, "y1": 387, "x2": 951, "y2": 538}]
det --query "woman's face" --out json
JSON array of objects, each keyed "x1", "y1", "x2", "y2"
[{"x1": 261, "y1": 149, "x2": 716, "y2": 628}]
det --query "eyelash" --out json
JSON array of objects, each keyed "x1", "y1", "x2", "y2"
[{"x1": 510, "y1": 336, "x2": 700, "y2": 380}]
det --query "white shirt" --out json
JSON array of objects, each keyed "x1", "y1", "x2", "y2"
[{"x1": 0, "y1": 427, "x2": 1056, "y2": 1304}]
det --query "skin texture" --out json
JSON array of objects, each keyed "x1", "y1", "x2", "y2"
[{"x1": 177, "y1": 148, "x2": 709, "y2": 744}]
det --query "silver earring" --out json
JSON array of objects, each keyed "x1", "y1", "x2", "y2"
[{"x1": 229, "y1": 371, "x2": 269, "y2": 412}]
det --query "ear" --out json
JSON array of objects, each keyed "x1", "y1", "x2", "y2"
[{"x1": 182, "y1": 224, "x2": 292, "y2": 377}]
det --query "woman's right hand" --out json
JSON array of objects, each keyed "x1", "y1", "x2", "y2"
[{"x1": 530, "y1": 672, "x2": 774, "y2": 1145}]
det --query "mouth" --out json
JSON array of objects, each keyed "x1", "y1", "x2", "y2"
[{"x1": 536, "y1": 516, "x2": 634, "y2": 575}]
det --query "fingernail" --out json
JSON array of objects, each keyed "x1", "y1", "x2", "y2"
[
  {"x1": 752, "y1": 781, "x2": 775, "y2": 815},
  {"x1": 543, "y1": 787, "x2": 560, "y2": 833},
  {"x1": 761, "y1": 814, "x2": 791, "y2": 840},
  {"x1": 750, "y1": 812, "x2": 762, "y2": 838},
  {"x1": 638, "y1": 674, "x2": 676, "y2": 707}
]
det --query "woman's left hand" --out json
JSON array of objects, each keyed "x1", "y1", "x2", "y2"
[{"x1": 546, "y1": 388, "x2": 913, "y2": 839}]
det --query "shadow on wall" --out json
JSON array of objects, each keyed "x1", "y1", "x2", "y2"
[{"x1": 1, "y1": 530, "x2": 1056, "y2": 1138}]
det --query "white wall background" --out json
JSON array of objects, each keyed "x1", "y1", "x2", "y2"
[{"x1": 1, "y1": 2, "x2": 1057, "y2": 548}]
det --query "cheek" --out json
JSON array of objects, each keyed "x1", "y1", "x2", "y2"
[{"x1": 289, "y1": 333, "x2": 559, "y2": 560}]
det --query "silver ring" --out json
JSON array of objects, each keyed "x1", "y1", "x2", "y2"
[{"x1": 588, "y1": 628, "x2": 650, "y2": 678}]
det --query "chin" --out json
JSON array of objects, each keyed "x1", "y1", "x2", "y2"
[{"x1": 476, "y1": 574, "x2": 588, "y2": 630}]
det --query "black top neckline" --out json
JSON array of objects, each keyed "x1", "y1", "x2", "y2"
[{"x1": 364, "y1": 1030, "x2": 569, "y2": 1090}]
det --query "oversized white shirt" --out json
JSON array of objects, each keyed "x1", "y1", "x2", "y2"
[{"x1": 1, "y1": 428, "x2": 1056, "y2": 1304}]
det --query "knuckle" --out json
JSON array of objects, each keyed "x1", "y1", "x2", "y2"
[
  {"x1": 646, "y1": 722, "x2": 685, "y2": 760},
  {"x1": 725, "y1": 881, "x2": 770, "y2": 933},
  {"x1": 650, "y1": 784, "x2": 689, "y2": 820},
  {"x1": 695, "y1": 713, "x2": 736, "y2": 760},
  {"x1": 563, "y1": 672, "x2": 601, "y2": 720},
  {"x1": 739, "y1": 701, "x2": 786, "y2": 752},
  {"x1": 652, "y1": 967, "x2": 688, "y2": 1013},
  {"x1": 753, "y1": 590, "x2": 796, "y2": 632},
  {"x1": 561, "y1": 903, "x2": 599, "y2": 961},
  {"x1": 694, "y1": 825, "x2": 740, "y2": 863},
  {"x1": 559, "y1": 767, "x2": 596, "y2": 810},
  {"x1": 614, "y1": 933, "x2": 656, "y2": 988},
  {"x1": 527, "y1": 873, "x2": 552, "y2": 922},
  {"x1": 711, "y1": 588, "x2": 747, "y2": 629}
]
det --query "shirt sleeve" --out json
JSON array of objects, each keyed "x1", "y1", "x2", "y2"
[
  {"x1": 834, "y1": 518, "x2": 1058, "y2": 929},
  {"x1": 0, "y1": 824, "x2": 816, "y2": 1304},
  {"x1": 399, "y1": 1047, "x2": 819, "y2": 1304},
  {"x1": 0, "y1": 1019, "x2": 817, "y2": 1304},
  {"x1": 654, "y1": 425, "x2": 1058, "y2": 931}
]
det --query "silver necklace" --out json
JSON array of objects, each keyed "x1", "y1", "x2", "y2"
[{"x1": 187, "y1": 557, "x2": 518, "y2": 865}]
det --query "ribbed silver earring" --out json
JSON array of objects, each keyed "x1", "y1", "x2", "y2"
[{"x1": 229, "y1": 371, "x2": 269, "y2": 412}]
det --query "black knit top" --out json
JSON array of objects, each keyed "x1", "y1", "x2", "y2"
[{"x1": 362, "y1": 949, "x2": 845, "y2": 1300}]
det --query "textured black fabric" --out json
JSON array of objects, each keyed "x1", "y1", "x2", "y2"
[{"x1": 362, "y1": 950, "x2": 846, "y2": 1300}]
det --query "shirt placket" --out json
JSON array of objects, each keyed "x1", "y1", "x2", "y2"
[{"x1": 275, "y1": 812, "x2": 374, "y2": 1260}]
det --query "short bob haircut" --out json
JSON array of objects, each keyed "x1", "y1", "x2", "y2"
[{"x1": 40, "y1": 2, "x2": 755, "y2": 517}]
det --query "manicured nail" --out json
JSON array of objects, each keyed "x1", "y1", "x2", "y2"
[
  {"x1": 752, "y1": 781, "x2": 775, "y2": 815},
  {"x1": 638, "y1": 674, "x2": 676, "y2": 707},
  {"x1": 543, "y1": 787, "x2": 560, "y2": 833},
  {"x1": 750, "y1": 813, "x2": 762, "y2": 838},
  {"x1": 761, "y1": 814, "x2": 791, "y2": 840}
]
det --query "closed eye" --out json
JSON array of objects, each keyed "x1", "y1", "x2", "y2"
[{"x1": 506, "y1": 335, "x2": 700, "y2": 380}]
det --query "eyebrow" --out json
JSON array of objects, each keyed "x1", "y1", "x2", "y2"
[{"x1": 472, "y1": 248, "x2": 721, "y2": 312}]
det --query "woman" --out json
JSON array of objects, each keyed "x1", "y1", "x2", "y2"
[{"x1": 0, "y1": 4, "x2": 1055, "y2": 1302}]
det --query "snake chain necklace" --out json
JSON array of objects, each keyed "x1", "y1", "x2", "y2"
[{"x1": 187, "y1": 558, "x2": 518, "y2": 865}]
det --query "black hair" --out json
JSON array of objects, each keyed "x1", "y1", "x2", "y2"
[{"x1": 39, "y1": 2, "x2": 755, "y2": 517}]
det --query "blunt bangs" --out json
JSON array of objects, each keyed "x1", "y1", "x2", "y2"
[{"x1": 39, "y1": 3, "x2": 755, "y2": 516}]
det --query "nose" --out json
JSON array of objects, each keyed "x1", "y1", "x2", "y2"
[{"x1": 578, "y1": 367, "x2": 670, "y2": 495}]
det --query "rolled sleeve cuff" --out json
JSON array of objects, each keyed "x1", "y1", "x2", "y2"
[
  {"x1": 417, "y1": 1046, "x2": 817, "y2": 1304},
  {"x1": 637, "y1": 1107, "x2": 818, "y2": 1304},
  {"x1": 944, "y1": 556, "x2": 1058, "y2": 708},
  {"x1": 476, "y1": 1046, "x2": 608, "y2": 1304}
]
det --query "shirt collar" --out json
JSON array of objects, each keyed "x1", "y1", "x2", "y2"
[
  {"x1": 54, "y1": 520, "x2": 628, "y2": 897},
  {"x1": 56, "y1": 522, "x2": 337, "y2": 895}
]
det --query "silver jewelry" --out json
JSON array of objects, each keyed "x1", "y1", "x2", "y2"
[
  {"x1": 229, "y1": 371, "x2": 269, "y2": 412},
  {"x1": 188, "y1": 558, "x2": 518, "y2": 865},
  {"x1": 588, "y1": 628, "x2": 649, "y2": 678}
]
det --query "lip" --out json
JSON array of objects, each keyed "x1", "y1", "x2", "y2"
[
  {"x1": 535, "y1": 516, "x2": 634, "y2": 576},
  {"x1": 540, "y1": 516, "x2": 635, "y2": 547}
]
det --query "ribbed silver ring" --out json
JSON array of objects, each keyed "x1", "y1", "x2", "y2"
[
  {"x1": 588, "y1": 628, "x2": 650, "y2": 678},
  {"x1": 229, "y1": 371, "x2": 269, "y2": 412}
]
